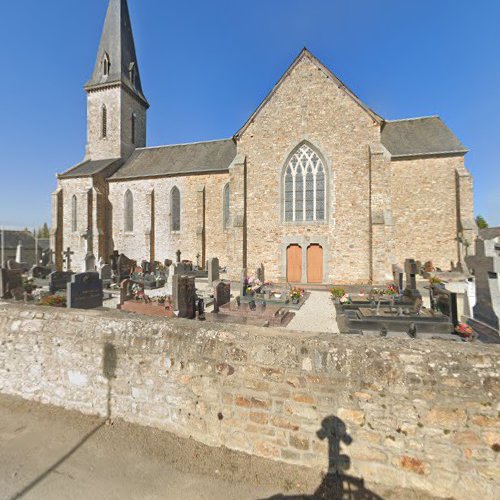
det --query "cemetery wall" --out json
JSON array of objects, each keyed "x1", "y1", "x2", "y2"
[
  {"x1": 391, "y1": 156, "x2": 465, "y2": 270},
  {"x1": 108, "y1": 172, "x2": 231, "y2": 266},
  {"x1": 237, "y1": 53, "x2": 379, "y2": 283},
  {"x1": 0, "y1": 303, "x2": 498, "y2": 499}
]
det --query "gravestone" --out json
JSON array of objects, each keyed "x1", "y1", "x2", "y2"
[
  {"x1": 208, "y1": 258, "x2": 220, "y2": 285},
  {"x1": 392, "y1": 264, "x2": 403, "y2": 293},
  {"x1": 178, "y1": 276, "x2": 196, "y2": 319},
  {"x1": 84, "y1": 253, "x2": 96, "y2": 272},
  {"x1": 172, "y1": 274, "x2": 180, "y2": 310},
  {"x1": 99, "y1": 263, "x2": 113, "y2": 287},
  {"x1": 29, "y1": 266, "x2": 51, "y2": 280},
  {"x1": 141, "y1": 261, "x2": 152, "y2": 274},
  {"x1": 117, "y1": 253, "x2": 135, "y2": 281},
  {"x1": 0, "y1": 268, "x2": 23, "y2": 299},
  {"x1": 16, "y1": 241, "x2": 23, "y2": 263},
  {"x1": 63, "y1": 247, "x2": 74, "y2": 272},
  {"x1": 403, "y1": 258, "x2": 421, "y2": 303},
  {"x1": 110, "y1": 251, "x2": 120, "y2": 272},
  {"x1": 213, "y1": 280, "x2": 231, "y2": 313},
  {"x1": 466, "y1": 238, "x2": 500, "y2": 331},
  {"x1": 67, "y1": 272, "x2": 103, "y2": 310},
  {"x1": 176, "y1": 250, "x2": 182, "y2": 263},
  {"x1": 49, "y1": 271, "x2": 74, "y2": 293},
  {"x1": 6, "y1": 258, "x2": 26, "y2": 272}
]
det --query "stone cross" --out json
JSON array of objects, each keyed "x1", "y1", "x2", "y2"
[
  {"x1": 63, "y1": 247, "x2": 74, "y2": 271},
  {"x1": 176, "y1": 249, "x2": 182, "y2": 263}
]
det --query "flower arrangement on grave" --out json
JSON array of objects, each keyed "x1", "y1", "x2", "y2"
[
  {"x1": 455, "y1": 322, "x2": 474, "y2": 340},
  {"x1": 23, "y1": 278, "x2": 37, "y2": 294},
  {"x1": 245, "y1": 277, "x2": 262, "y2": 296},
  {"x1": 330, "y1": 287, "x2": 346, "y2": 300},
  {"x1": 339, "y1": 293, "x2": 351, "y2": 304},
  {"x1": 385, "y1": 285, "x2": 398, "y2": 296},
  {"x1": 290, "y1": 287, "x2": 305, "y2": 302},
  {"x1": 430, "y1": 276, "x2": 444, "y2": 285},
  {"x1": 40, "y1": 294, "x2": 66, "y2": 308}
]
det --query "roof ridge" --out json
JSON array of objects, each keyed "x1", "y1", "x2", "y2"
[
  {"x1": 135, "y1": 138, "x2": 234, "y2": 151},
  {"x1": 385, "y1": 115, "x2": 440, "y2": 123}
]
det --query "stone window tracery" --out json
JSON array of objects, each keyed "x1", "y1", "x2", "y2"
[{"x1": 284, "y1": 144, "x2": 327, "y2": 222}]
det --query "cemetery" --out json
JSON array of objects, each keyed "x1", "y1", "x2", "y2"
[{"x1": 0, "y1": 236, "x2": 498, "y2": 344}]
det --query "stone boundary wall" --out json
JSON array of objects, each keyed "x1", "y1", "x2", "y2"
[{"x1": 0, "y1": 303, "x2": 498, "y2": 498}]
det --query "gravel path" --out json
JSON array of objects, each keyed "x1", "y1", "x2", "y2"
[{"x1": 286, "y1": 290, "x2": 339, "y2": 334}]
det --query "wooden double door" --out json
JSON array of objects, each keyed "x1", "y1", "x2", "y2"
[{"x1": 286, "y1": 244, "x2": 323, "y2": 283}]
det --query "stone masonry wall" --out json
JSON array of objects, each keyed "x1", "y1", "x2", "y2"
[
  {"x1": 0, "y1": 303, "x2": 498, "y2": 499},
  {"x1": 391, "y1": 156, "x2": 462, "y2": 270},
  {"x1": 108, "y1": 172, "x2": 231, "y2": 268},
  {"x1": 237, "y1": 53, "x2": 381, "y2": 284}
]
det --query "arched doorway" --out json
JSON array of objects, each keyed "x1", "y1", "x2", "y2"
[
  {"x1": 307, "y1": 244, "x2": 323, "y2": 283},
  {"x1": 287, "y1": 244, "x2": 302, "y2": 283}
]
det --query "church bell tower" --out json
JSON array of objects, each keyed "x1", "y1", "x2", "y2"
[{"x1": 84, "y1": 0, "x2": 149, "y2": 161}]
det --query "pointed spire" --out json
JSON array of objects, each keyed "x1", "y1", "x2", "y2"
[{"x1": 85, "y1": 0, "x2": 148, "y2": 107}]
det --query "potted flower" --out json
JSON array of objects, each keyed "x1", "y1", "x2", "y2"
[
  {"x1": 290, "y1": 287, "x2": 304, "y2": 304},
  {"x1": 339, "y1": 293, "x2": 351, "y2": 304},
  {"x1": 455, "y1": 322, "x2": 474, "y2": 341},
  {"x1": 330, "y1": 287, "x2": 346, "y2": 302}
]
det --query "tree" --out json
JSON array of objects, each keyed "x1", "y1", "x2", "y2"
[
  {"x1": 41, "y1": 223, "x2": 50, "y2": 238},
  {"x1": 476, "y1": 215, "x2": 489, "y2": 229}
]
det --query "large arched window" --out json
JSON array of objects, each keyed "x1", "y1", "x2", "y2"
[
  {"x1": 102, "y1": 105, "x2": 108, "y2": 138},
  {"x1": 171, "y1": 186, "x2": 181, "y2": 232},
  {"x1": 124, "y1": 189, "x2": 134, "y2": 232},
  {"x1": 284, "y1": 143, "x2": 326, "y2": 222},
  {"x1": 71, "y1": 195, "x2": 78, "y2": 232},
  {"x1": 223, "y1": 183, "x2": 230, "y2": 230}
]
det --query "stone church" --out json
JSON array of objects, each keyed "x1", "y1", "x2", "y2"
[{"x1": 51, "y1": 0, "x2": 476, "y2": 284}]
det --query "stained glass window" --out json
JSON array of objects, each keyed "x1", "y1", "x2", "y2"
[{"x1": 283, "y1": 144, "x2": 327, "y2": 222}]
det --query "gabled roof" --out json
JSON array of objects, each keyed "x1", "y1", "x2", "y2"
[
  {"x1": 109, "y1": 139, "x2": 237, "y2": 180},
  {"x1": 85, "y1": 0, "x2": 148, "y2": 107},
  {"x1": 381, "y1": 116, "x2": 468, "y2": 159},
  {"x1": 58, "y1": 158, "x2": 123, "y2": 179},
  {"x1": 235, "y1": 48, "x2": 383, "y2": 139},
  {"x1": 1, "y1": 230, "x2": 38, "y2": 250},
  {"x1": 479, "y1": 227, "x2": 500, "y2": 241}
]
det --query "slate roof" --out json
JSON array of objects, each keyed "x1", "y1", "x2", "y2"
[
  {"x1": 1, "y1": 230, "x2": 37, "y2": 249},
  {"x1": 381, "y1": 116, "x2": 468, "y2": 159},
  {"x1": 59, "y1": 158, "x2": 123, "y2": 179},
  {"x1": 110, "y1": 139, "x2": 237, "y2": 180},
  {"x1": 85, "y1": 0, "x2": 148, "y2": 107},
  {"x1": 479, "y1": 227, "x2": 500, "y2": 240}
]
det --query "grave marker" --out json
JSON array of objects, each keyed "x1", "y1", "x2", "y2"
[
  {"x1": 208, "y1": 257, "x2": 220, "y2": 285},
  {"x1": 178, "y1": 275, "x2": 196, "y2": 319},
  {"x1": 213, "y1": 280, "x2": 231, "y2": 313},
  {"x1": 67, "y1": 272, "x2": 103, "y2": 310},
  {"x1": 49, "y1": 271, "x2": 74, "y2": 293}
]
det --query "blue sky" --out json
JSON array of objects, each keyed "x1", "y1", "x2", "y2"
[{"x1": 0, "y1": 0, "x2": 498, "y2": 228}]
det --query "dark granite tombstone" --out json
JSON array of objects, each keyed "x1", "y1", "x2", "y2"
[
  {"x1": 49, "y1": 271, "x2": 74, "y2": 293},
  {"x1": 141, "y1": 261, "x2": 152, "y2": 274},
  {"x1": 208, "y1": 258, "x2": 220, "y2": 285},
  {"x1": 0, "y1": 268, "x2": 23, "y2": 299},
  {"x1": 30, "y1": 266, "x2": 51, "y2": 280},
  {"x1": 431, "y1": 285, "x2": 458, "y2": 327},
  {"x1": 178, "y1": 276, "x2": 196, "y2": 319},
  {"x1": 67, "y1": 272, "x2": 103, "y2": 310},
  {"x1": 176, "y1": 250, "x2": 182, "y2": 263},
  {"x1": 213, "y1": 280, "x2": 231, "y2": 313},
  {"x1": 403, "y1": 259, "x2": 421, "y2": 303}
]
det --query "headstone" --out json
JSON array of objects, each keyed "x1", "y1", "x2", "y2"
[
  {"x1": 141, "y1": 260, "x2": 152, "y2": 274},
  {"x1": 49, "y1": 271, "x2": 74, "y2": 293},
  {"x1": 256, "y1": 264, "x2": 265, "y2": 283},
  {"x1": 392, "y1": 264, "x2": 403, "y2": 293},
  {"x1": 466, "y1": 238, "x2": 500, "y2": 331},
  {"x1": 164, "y1": 259, "x2": 173, "y2": 268},
  {"x1": 29, "y1": 265, "x2": 51, "y2": 280},
  {"x1": 6, "y1": 258, "x2": 25, "y2": 272},
  {"x1": 117, "y1": 253, "x2": 135, "y2": 281},
  {"x1": 67, "y1": 272, "x2": 103, "y2": 310},
  {"x1": 63, "y1": 247, "x2": 74, "y2": 272},
  {"x1": 178, "y1": 276, "x2": 196, "y2": 319},
  {"x1": 403, "y1": 258, "x2": 421, "y2": 303},
  {"x1": 99, "y1": 263, "x2": 113, "y2": 287},
  {"x1": 84, "y1": 253, "x2": 96, "y2": 272},
  {"x1": 213, "y1": 280, "x2": 231, "y2": 313},
  {"x1": 208, "y1": 258, "x2": 220, "y2": 285},
  {"x1": 0, "y1": 268, "x2": 23, "y2": 299},
  {"x1": 172, "y1": 274, "x2": 180, "y2": 310},
  {"x1": 176, "y1": 249, "x2": 182, "y2": 263},
  {"x1": 16, "y1": 241, "x2": 23, "y2": 263}
]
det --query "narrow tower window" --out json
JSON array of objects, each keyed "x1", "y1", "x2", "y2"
[
  {"x1": 171, "y1": 187, "x2": 181, "y2": 232},
  {"x1": 103, "y1": 53, "x2": 110, "y2": 76},
  {"x1": 71, "y1": 195, "x2": 78, "y2": 232},
  {"x1": 223, "y1": 183, "x2": 230, "y2": 230},
  {"x1": 131, "y1": 113, "x2": 136, "y2": 144},
  {"x1": 124, "y1": 190, "x2": 134, "y2": 232},
  {"x1": 102, "y1": 105, "x2": 107, "y2": 138},
  {"x1": 129, "y1": 62, "x2": 136, "y2": 86}
]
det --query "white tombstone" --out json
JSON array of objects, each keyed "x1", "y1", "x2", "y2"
[{"x1": 16, "y1": 241, "x2": 23, "y2": 263}]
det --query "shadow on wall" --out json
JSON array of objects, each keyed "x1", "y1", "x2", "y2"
[
  {"x1": 264, "y1": 416, "x2": 384, "y2": 500},
  {"x1": 10, "y1": 343, "x2": 118, "y2": 500}
]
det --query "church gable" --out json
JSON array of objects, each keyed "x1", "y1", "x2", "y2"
[{"x1": 235, "y1": 48, "x2": 382, "y2": 141}]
